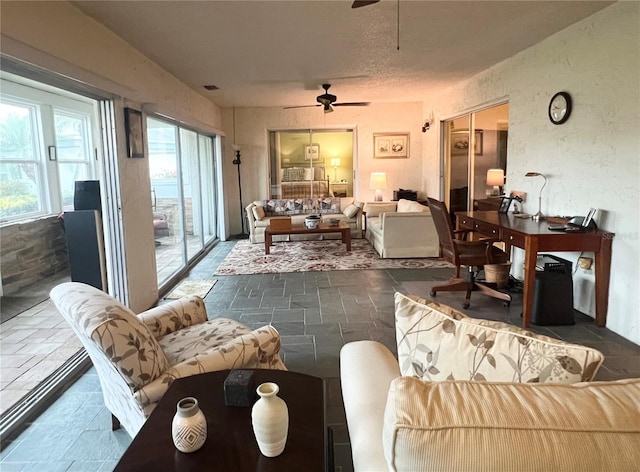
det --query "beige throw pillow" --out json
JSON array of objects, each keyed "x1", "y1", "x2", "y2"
[
  {"x1": 394, "y1": 292, "x2": 604, "y2": 383},
  {"x1": 252, "y1": 206, "x2": 266, "y2": 221},
  {"x1": 343, "y1": 204, "x2": 360, "y2": 218}
]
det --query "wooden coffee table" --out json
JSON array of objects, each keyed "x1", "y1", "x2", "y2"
[
  {"x1": 113, "y1": 369, "x2": 329, "y2": 471},
  {"x1": 265, "y1": 221, "x2": 351, "y2": 255}
]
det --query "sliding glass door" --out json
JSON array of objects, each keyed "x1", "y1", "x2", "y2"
[
  {"x1": 147, "y1": 117, "x2": 218, "y2": 288},
  {"x1": 444, "y1": 103, "x2": 509, "y2": 221},
  {"x1": 268, "y1": 129, "x2": 354, "y2": 199}
]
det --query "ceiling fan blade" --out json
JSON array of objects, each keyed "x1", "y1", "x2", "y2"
[
  {"x1": 352, "y1": 0, "x2": 380, "y2": 8},
  {"x1": 283, "y1": 104, "x2": 321, "y2": 109},
  {"x1": 333, "y1": 102, "x2": 371, "y2": 107}
]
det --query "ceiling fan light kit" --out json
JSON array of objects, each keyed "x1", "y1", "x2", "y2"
[{"x1": 285, "y1": 84, "x2": 370, "y2": 113}]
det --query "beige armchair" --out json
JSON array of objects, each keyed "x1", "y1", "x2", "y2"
[{"x1": 50, "y1": 282, "x2": 286, "y2": 437}]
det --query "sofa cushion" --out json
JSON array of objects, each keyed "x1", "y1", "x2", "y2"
[
  {"x1": 343, "y1": 204, "x2": 360, "y2": 218},
  {"x1": 394, "y1": 292, "x2": 604, "y2": 383},
  {"x1": 383, "y1": 376, "x2": 640, "y2": 472},
  {"x1": 365, "y1": 202, "x2": 397, "y2": 218},
  {"x1": 252, "y1": 205, "x2": 266, "y2": 221},
  {"x1": 396, "y1": 199, "x2": 428, "y2": 213}
]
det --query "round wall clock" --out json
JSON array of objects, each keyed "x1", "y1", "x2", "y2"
[{"x1": 548, "y1": 91, "x2": 572, "y2": 125}]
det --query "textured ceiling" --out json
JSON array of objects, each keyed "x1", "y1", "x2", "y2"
[{"x1": 72, "y1": 0, "x2": 614, "y2": 109}]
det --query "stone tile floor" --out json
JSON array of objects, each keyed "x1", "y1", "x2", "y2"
[{"x1": 1, "y1": 240, "x2": 639, "y2": 471}]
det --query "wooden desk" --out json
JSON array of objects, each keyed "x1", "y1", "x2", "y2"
[{"x1": 457, "y1": 211, "x2": 614, "y2": 328}]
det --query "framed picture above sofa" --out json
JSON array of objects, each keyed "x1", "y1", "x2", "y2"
[{"x1": 373, "y1": 132, "x2": 409, "y2": 159}]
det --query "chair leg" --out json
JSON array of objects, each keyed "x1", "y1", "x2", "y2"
[
  {"x1": 111, "y1": 414, "x2": 121, "y2": 431},
  {"x1": 430, "y1": 265, "x2": 512, "y2": 309}
]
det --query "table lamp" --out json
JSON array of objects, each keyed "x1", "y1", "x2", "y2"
[
  {"x1": 370, "y1": 172, "x2": 387, "y2": 202},
  {"x1": 330, "y1": 158, "x2": 341, "y2": 182},
  {"x1": 525, "y1": 171, "x2": 547, "y2": 221},
  {"x1": 486, "y1": 168, "x2": 504, "y2": 196}
]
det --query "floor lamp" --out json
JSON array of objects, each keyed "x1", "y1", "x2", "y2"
[{"x1": 231, "y1": 144, "x2": 248, "y2": 239}]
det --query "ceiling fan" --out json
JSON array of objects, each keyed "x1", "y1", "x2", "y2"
[{"x1": 284, "y1": 84, "x2": 370, "y2": 113}]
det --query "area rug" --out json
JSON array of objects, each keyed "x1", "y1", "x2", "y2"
[
  {"x1": 214, "y1": 239, "x2": 454, "y2": 275},
  {"x1": 165, "y1": 279, "x2": 217, "y2": 299}
]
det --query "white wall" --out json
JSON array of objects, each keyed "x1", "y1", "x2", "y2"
[
  {"x1": 0, "y1": 1, "x2": 222, "y2": 312},
  {"x1": 224, "y1": 103, "x2": 425, "y2": 235},
  {"x1": 422, "y1": 2, "x2": 640, "y2": 344}
]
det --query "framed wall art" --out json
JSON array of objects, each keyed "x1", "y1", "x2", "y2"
[
  {"x1": 451, "y1": 129, "x2": 483, "y2": 157},
  {"x1": 373, "y1": 132, "x2": 409, "y2": 159},
  {"x1": 304, "y1": 144, "x2": 321, "y2": 161},
  {"x1": 125, "y1": 108, "x2": 144, "y2": 158}
]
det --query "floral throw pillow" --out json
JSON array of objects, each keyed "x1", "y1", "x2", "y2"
[{"x1": 394, "y1": 292, "x2": 604, "y2": 383}]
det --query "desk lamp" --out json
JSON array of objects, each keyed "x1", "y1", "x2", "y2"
[
  {"x1": 370, "y1": 172, "x2": 387, "y2": 202},
  {"x1": 525, "y1": 172, "x2": 547, "y2": 221}
]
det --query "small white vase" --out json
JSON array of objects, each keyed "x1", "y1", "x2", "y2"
[
  {"x1": 251, "y1": 382, "x2": 289, "y2": 457},
  {"x1": 172, "y1": 396, "x2": 207, "y2": 453}
]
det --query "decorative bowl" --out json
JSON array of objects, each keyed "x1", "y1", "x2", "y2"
[
  {"x1": 304, "y1": 215, "x2": 321, "y2": 229},
  {"x1": 328, "y1": 218, "x2": 340, "y2": 226}
]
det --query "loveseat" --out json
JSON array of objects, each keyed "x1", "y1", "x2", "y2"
[
  {"x1": 245, "y1": 197, "x2": 363, "y2": 243},
  {"x1": 340, "y1": 293, "x2": 640, "y2": 471},
  {"x1": 365, "y1": 199, "x2": 439, "y2": 258}
]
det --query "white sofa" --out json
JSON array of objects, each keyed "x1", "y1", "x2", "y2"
[
  {"x1": 340, "y1": 293, "x2": 640, "y2": 471},
  {"x1": 245, "y1": 197, "x2": 363, "y2": 243},
  {"x1": 365, "y1": 199, "x2": 439, "y2": 258}
]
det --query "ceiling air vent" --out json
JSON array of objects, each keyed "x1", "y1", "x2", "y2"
[{"x1": 203, "y1": 85, "x2": 219, "y2": 91}]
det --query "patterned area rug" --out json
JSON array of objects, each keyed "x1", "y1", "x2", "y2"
[
  {"x1": 165, "y1": 279, "x2": 218, "y2": 299},
  {"x1": 214, "y1": 239, "x2": 453, "y2": 275}
]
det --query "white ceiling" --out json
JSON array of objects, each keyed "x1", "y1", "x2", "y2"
[{"x1": 72, "y1": 0, "x2": 614, "y2": 109}]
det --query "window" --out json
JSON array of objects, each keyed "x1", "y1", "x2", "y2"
[
  {"x1": 0, "y1": 100, "x2": 45, "y2": 220},
  {"x1": 0, "y1": 77, "x2": 98, "y2": 224}
]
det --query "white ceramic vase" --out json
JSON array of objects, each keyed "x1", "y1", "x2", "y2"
[
  {"x1": 172, "y1": 396, "x2": 207, "y2": 453},
  {"x1": 251, "y1": 382, "x2": 289, "y2": 457}
]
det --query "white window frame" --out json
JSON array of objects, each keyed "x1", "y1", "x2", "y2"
[{"x1": 0, "y1": 77, "x2": 100, "y2": 225}]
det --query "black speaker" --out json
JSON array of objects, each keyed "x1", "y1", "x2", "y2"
[{"x1": 74, "y1": 180, "x2": 102, "y2": 212}]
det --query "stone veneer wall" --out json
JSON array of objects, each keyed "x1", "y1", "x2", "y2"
[{"x1": 0, "y1": 216, "x2": 68, "y2": 295}]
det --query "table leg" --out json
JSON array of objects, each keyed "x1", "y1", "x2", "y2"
[
  {"x1": 522, "y1": 236, "x2": 539, "y2": 327},
  {"x1": 594, "y1": 233, "x2": 613, "y2": 327},
  {"x1": 265, "y1": 231, "x2": 272, "y2": 255},
  {"x1": 343, "y1": 229, "x2": 351, "y2": 251}
]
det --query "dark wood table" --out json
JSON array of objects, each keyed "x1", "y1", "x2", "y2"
[
  {"x1": 264, "y1": 221, "x2": 351, "y2": 255},
  {"x1": 457, "y1": 211, "x2": 614, "y2": 328},
  {"x1": 114, "y1": 370, "x2": 328, "y2": 472}
]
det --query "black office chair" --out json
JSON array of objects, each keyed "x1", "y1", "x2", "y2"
[{"x1": 427, "y1": 197, "x2": 511, "y2": 309}]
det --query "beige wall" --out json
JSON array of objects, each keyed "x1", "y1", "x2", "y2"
[
  {"x1": 422, "y1": 2, "x2": 639, "y2": 343},
  {"x1": 0, "y1": 1, "x2": 222, "y2": 312}
]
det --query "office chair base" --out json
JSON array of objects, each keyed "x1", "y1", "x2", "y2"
[{"x1": 430, "y1": 277, "x2": 512, "y2": 309}]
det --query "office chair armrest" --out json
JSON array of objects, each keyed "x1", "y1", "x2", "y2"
[{"x1": 452, "y1": 229, "x2": 472, "y2": 240}]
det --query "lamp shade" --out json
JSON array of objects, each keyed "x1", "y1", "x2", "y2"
[
  {"x1": 369, "y1": 172, "x2": 387, "y2": 189},
  {"x1": 486, "y1": 168, "x2": 505, "y2": 186},
  {"x1": 330, "y1": 158, "x2": 341, "y2": 167}
]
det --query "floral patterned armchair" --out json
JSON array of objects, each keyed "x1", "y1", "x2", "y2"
[{"x1": 50, "y1": 282, "x2": 286, "y2": 437}]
